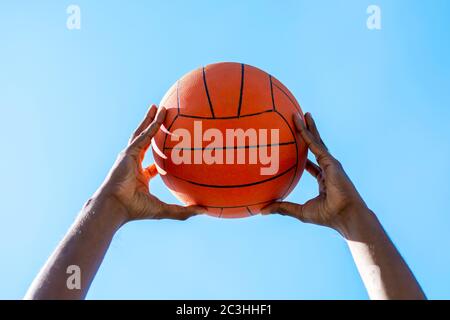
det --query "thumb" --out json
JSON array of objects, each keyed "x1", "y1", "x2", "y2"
[
  {"x1": 160, "y1": 204, "x2": 207, "y2": 221},
  {"x1": 261, "y1": 201, "x2": 304, "y2": 220}
]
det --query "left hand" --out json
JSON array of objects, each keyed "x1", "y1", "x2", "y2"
[
  {"x1": 261, "y1": 113, "x2": 369, "y2": 233},
  {"x1": 94, "y1": 104, "x2": 205, "y2": 222}
]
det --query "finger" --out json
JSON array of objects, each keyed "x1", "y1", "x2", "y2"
[
  {"x1": 293, "y1": 113, "x2": 330, "y2": 166},
  {"x1": 305, "y1": 159, "x2": 326, "y2": 194},
  {"x1": 305, "y1": 159, "x2": 321, "y2": 178},
  {"x1": 305, "y1": 113, "x2": 328, "y2": 151},
  {"x1": 128, "y1": 107, "x2": 167, "y2": 153},
  {"x1": 144, "y1": 163, "x2": 159, "y2": 180},
  {"x1": 305, "y1": 159, "x2": 326, "y2": 195},
  {"x1": 129, "y1": 105, "x2": 157, "y2": 144},
  {"x1": 260, "y1": 201, "x2": 302, "y2": 218},
  {"x1": 160, "y1": 204, "x2": 206, "y2": 221}
]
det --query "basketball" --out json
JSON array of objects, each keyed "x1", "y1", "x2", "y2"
[{"x1": 152, "y1": 62, "x2": 308, "y2": 218}]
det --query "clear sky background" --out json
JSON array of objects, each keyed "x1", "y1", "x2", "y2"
[{"x1": 1, "y1": 0, "x2": 449, "y2": 299}]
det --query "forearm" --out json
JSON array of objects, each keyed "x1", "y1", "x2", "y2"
[
  {"x1": 337, "y1": 207, "x2": 426, "y2": 300},
  {"x1": 25, "y1": 196, "x2": 127, "y2": 300}
]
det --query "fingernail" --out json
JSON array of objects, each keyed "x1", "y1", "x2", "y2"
[
  {"x1": 307, "y1": 112, "x2": 316, "y2": 124},
  {"x1": 293, "y1": 113, "x2": 305, "y2": 129},
  {"x1": 194, "y1": 206, "x2": 207, "y2": 214},
  {"x1": 147, "y1": 105, "x2": 157, "y2": 116},
  {"x1": 155, "y1": 107, "x2": 167, "y2": 122},
  {"x1": 260, "y1": 206, "x2": 272, "y2": 215}
]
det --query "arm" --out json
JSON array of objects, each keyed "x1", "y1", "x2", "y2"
[
  {"x1": 262, "y1": 113, "x2": 426, "y2": 300},
  {"x1": 25, "y1": 105, "x2": 204, "y2": 300}
]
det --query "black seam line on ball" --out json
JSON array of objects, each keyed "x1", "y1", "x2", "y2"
[
  {"x1": 246, "y1": 207, "x2": 253, "y2": 216},
  {"x1": 272, "y1": 82, "x2": 301, "y2": 112},
  {"x1": 274, "y1": 110, "x2": 299, "y2": 199},
  {"x1": 178, "y1": 109, "x2": 273, "y2": 119},
  {"x1": 164, "y1": 141, "x2": 296, "y2": 151},
  {"x1": 171, "y1": 165, "x2": 296, "y2": 188},
  {"x1": 202, "y1": 67, "x2": 215, "y2": 118},
  {"x1": 219, "y1": 207, "x2": 223, "y2": 218},
  {"x1": 162, "y1": 114, "x2": 179, "y2": 170},
  {"x1": 161, "y1": 80, "x2": 181, "y2": 170},
  {"x1": 237, "y1": 63, "x2": 245, "y2": 117},
  {"x1": 205, "y1": 199, "x2": 277, "y2": 209},
  {"x1": 269, "y1": 75, "x2": 276, "y2": 111}
]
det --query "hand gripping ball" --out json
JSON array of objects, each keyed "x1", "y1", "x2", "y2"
[{"x1": 152, "y1": 62, "x2": 307, "y2": 218}]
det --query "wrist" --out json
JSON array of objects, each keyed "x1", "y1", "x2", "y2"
[
  {"x1": 333, "y1": 203, "x2": 378, "y2": 241},
  {"x1": 82, "y1": 193, "x2": 130, "y2": 230}
]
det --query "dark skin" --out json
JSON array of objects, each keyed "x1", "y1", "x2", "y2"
[
  {"x1": 98, "y1": 105, "x2": 204, "y2": 221},
  {"x1": 25, "y1": 105, "x2": 204, "y2": 299},
  {"x1": 262, "y1": 112, "x2": 368, "y2": 231},
  {"x1": 262, "y1": 113, "x2": 426, "y2": 299},
  {"x1": 25, "y1": 105, "x2": 426, "y2": 300}
]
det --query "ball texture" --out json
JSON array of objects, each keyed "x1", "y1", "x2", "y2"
[{"x1": 152, "y1": 62, "x2": 307, "y2": 218}]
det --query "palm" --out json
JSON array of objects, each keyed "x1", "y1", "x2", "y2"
[
  {"x1": 103, "y1": 153, "x2": 156, "y2": 220},
  {"x1": 97, "y1": 105, "x2": 203, "y2": 222},
  {"x1": 301, "y1": 162, "x2": 359, "y2": 226},
  {"x1": 262, "y1": 112, "x2": 366, "y2": 230}
]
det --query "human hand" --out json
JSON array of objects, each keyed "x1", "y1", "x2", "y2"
[
  {"x1": 93, "y1": 105, "x2": 205, "y2": 223},
  {"x1": 261, "y1": 113, "x2": 369, "y2": 233}
]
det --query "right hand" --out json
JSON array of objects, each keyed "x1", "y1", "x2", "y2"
[
  {"x1": 93, "y1": 105, "x2": 205, "y2": 223},
  {"x1": 261, "y1": 113, "x2": 369, "y2": 233}
]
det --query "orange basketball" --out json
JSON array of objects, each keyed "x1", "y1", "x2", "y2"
[{"x1": 152, "y1": 62, "x2": 307, "y2": 218}]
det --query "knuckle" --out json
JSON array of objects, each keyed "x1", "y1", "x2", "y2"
[
  {"x1": 295, "y1": 207, "x2": 304, "y2": 218},
  {"x1": 137, "y1": 130, "x2": 146, "y2": 138},
  {"x1": 316, "y1": 152, "x2": 328, "y2": 163},
  {"x1": 332, "y1": 158, "x2": 343, "y2": 168},
  {"x1": 118, "y1": 149, "x2": 128, "y2": 157},
  {"x1": 121, "y1": 148, "x2": 135, "y2": 158},
  {"x1": 279, "y1": 203, "x2": 293, "y2": 215},
  {"x1": 124, "y1": 145, "x2": 139, "y2": 155},
  {"x1": 273, "y1": 203, "x2": 283, "y2": 213}
]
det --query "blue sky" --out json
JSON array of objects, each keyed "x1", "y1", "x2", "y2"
[{"x1": 1, "y1": 0, "x2": 449, "y2": 299}]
